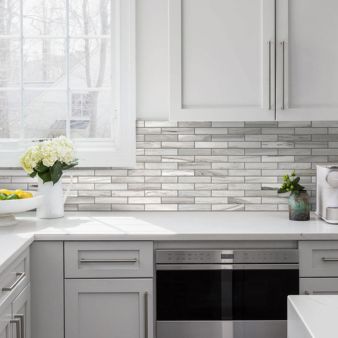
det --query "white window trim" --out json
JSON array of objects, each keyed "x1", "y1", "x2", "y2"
[{"x1": 0, "y1": 0, "x2": 136, "y2": 168}]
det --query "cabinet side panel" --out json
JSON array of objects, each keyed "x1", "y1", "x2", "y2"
[{"x1": 30, "y1": 241, "x2": 64, "y2": 338}]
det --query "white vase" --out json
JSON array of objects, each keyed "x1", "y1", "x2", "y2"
[{"x1": 37, "y1": 178, "x2": 64, "y2": 219}]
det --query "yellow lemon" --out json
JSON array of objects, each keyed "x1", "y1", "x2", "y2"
[
  {"x1": 15, "y1": 190, "x2": 33, "y2": 199},
  {"x1": 0, "y1": 189, "x2": 13, "y2": 195}
]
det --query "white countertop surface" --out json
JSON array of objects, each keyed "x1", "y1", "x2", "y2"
[
  {"x1": 288, "y1": 295, "x2": 338, "y2": 338},
  {"x1": 0, "y1": 211, "x2": 337, "y2": 274}
]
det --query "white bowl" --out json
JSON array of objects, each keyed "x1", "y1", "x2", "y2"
[{"x1": 0, "y1": 192, "x2": 43, "y2": 226}]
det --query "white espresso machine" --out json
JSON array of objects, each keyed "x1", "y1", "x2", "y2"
[{"x1": 317, "y1": 165, "x2": 338, "y2": 223}]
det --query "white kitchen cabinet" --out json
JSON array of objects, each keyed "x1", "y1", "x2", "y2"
[
  {"x1": 65, "y1": 279, "x2": 153, "y2": 338},
  {"x1": 12, "y1": 285, "x2": 31, "y2": 338},
  {"x1": 276, "y1": 0, "x2": 338, "y2": 120},
  {"x1": 30, "y1": 242, "x2": 64, "y2": 338},
  {"x1": 169, "y1": 0, "x2": 275, "y2": 121}
]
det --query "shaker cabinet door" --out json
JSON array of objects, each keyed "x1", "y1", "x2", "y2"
[
  {"x1": 276, "y1": 0, "x2": 338, "y2": 120},
  {"x1": 169, "y1": 0, "x2": 275, "y2": 121},
  {"x1": 65, "y1": 279, "x2": 153, "y2": 338}
]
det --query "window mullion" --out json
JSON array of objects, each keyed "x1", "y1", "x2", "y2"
[
  {"x1": 20, "y1": 0, "x2": 24, "y2": 139},
  {"x1": 66, "y1": 0, "x2": 70, "y2": 138}
]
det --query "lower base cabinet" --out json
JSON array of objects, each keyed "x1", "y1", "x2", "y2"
[{"x1": 65, "y1": 279, "x2": 153, "y2": 338}]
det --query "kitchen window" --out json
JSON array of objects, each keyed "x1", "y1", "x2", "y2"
[{"x1": 0, "y1": 0, "x2": 135, "y2": 167}]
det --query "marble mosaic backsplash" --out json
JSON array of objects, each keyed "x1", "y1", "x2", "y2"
[{"x1": 2, "y1": 120, "x2": 338, "y2": 211}]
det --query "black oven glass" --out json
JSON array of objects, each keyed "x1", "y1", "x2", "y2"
[{"x1": 156, "y1": 269, "x2": 299, "y2": 321}]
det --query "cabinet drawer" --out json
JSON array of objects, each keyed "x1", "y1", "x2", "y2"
[
  {"x1": 0, "y1": 249, "x2": 30, "y2": 307},
  {"x1": 299, "y1": 241, "x2": 338, "y2": 277},
  {"x1": 65, "y1": 242, "x2": 153, "y2": 278},
  {"x1": 300, "y1": 278, "x2": 338, "y2": 295}
]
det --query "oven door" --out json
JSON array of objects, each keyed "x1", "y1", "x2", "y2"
[{"x1": 156, "y1": 264, "x2": 299, "y2": 338}]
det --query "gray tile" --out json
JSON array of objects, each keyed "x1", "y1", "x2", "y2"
[
  {"x1": 195, "y1": 128, "x2": 228, "y2": 135},
  {"x1": 195, "y1": 142, "x2": 228, "y2": 148},
  {"x1": 178, "y1": 121, "x2": 212, "y2": 127}
]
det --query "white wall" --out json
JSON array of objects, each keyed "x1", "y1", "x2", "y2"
[{"x1": 136, "y1": 0, "x2": 169, "y2": 120}]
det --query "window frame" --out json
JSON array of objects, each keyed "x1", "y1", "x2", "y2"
[{"x1": 0, "y1": 0, "x2": 136, "y2": 168}]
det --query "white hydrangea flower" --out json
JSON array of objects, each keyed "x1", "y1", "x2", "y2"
[{"x1": 20, "y1": 136, "x2": 76, "y2": 174}]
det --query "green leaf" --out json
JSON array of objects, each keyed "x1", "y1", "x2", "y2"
[
  {"x1": 50, "y1": 161, "x2": 63, "y2": 185},
  {"x1": 38, "y1": 171, "x2": 52, "y2": 184},
  {"x1": 35, "y1": 161, "x2": 49, "y2": 173},
  {"x1": 62, "y1": 160, "x2": 78, "y2": 171},
  {"x1": 29, "y1": 171, "x2": 37, "y2": 178}
]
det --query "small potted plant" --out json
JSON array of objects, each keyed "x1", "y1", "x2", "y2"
[
  {"x1": 278, "y1": 171, "x2": 310, "y2": 221},
  {"x1": 20, "y1": 136, "x2": 78, "y2": 219}
]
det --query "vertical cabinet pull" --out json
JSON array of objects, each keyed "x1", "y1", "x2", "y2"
[
  {"x1": 267, "y1": 41, "x2": 272, "y2": 110},
  {"x1": 144, "y1": 292, "x2": 148, "y2": 338},
  {"x1": 10, "y1": 318, "x2": 21, "y2": 338},
  {"x1": 280, "y1": 41, "x2": 287, "y2": 110},
  {"x1": 15, "y1": 315, "x2": 25, "y2": 338}
]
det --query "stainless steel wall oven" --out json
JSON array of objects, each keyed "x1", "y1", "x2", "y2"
[{"x1": 156, "y1": 249, "x2": 299, "y2": 338}]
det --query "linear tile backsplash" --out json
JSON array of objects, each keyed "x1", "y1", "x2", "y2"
[{"x1": 2, "y1": 121, "x2": 338, "y2": 211}]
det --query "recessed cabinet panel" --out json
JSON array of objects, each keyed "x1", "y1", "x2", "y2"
[
  {"x1": 65, "y1": 279, "x2": 153, "y2": 338},
  {"x1": 277, "y1": 0, "x2": 338, "y2": 120},
  {"x1": 170, "y1": 0, "x2": 275, "y2": 120},
  {"x1": 0, "y1": 304, "x2": 11, "y2": 338},
  {"x1": 300, "y1": 278, "x2": 338, "y2": 295},
  {"x1": 12, "y1": 285, "x2": 31, "y2": 338}
]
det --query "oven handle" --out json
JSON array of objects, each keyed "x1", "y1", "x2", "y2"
[{"x1": 156, "y1": 263, "x2": 299, "y2": 270}]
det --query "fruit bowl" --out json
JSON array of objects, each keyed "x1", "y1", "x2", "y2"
[{"x1": 0, "y1": 192, "x2": 43, "y2": 226}]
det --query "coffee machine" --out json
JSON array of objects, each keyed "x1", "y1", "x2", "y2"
[{"x1": 317, "y1": 165, "x2": 338, "y2": 223}]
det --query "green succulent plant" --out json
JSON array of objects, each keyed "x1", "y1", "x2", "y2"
[{"x1": 278, "y1": 170, "x2": 305, "y2": 195}]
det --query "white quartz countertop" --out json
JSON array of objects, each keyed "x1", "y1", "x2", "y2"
[
  {"x1": 288, "y1": 295, "x2": 338, "y2": 338},
  {"x1": 0, "y1": 211, "x2": 337, "y2": 274}
]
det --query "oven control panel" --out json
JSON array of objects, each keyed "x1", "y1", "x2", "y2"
[{"x1": 156, "y1": 249, "x2": 298, "y2": 264}]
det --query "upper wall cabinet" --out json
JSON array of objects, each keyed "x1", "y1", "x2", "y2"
[
  {"x1": 276, "y1": 0, "x2": 338, "y2": 120},
  {"x1": 169, "y1": 0, "x2": 275, "y2": 121}
]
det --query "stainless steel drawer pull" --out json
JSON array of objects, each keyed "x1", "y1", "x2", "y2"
[
  {"x1": 144, "y1": 292, "x2": 148, "y2": 338},
  {"x1": 79, "y1": 258, "x2": 137, "y2": 264},
  {"x1": 322, "y1": 257, "x2": 338, "y2": 262},
  {"x1": 2, "y1": 272, "x2": 25, "y2": 291},
  {"x1": 10, "y1": 318, "x2": 21, "y2": 338}
]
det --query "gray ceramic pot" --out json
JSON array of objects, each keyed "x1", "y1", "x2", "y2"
[{"x1": 288, "y1": 191, "x2": 310, "y2": 221}]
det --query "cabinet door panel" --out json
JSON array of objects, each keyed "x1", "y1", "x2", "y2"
[
  {"x1": 277, "y1": 0, "x2": 338, "y2": 120},
  {"x1": 12, "y1": 284, "x2": 31, "y2": 338},
  {"x1": 65, "y1": 279, "x2": 153, "y2": 338},
  {"x1": 0, "y1": 305, "x2": 11, "y2": 338},
  {"x1": 300, "y1": 278, "x2": 338, "y2": 295},
  {"x1": 170, "y1": 0, "x2": 275, "y2": 121}
]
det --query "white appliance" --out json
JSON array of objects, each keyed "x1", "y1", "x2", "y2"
[{"x1": 316, "y1": 165, "x2": 338, "y2": 224}]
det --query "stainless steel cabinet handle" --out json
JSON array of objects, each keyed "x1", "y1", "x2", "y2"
[
  {"x1": 10, "y1": 318, "x2": 21, "y2": 338},
  {"x1": 15, "y1": 315, "x2": 24, "y2": 338},
  {"x1": 281, "y1": 41, "x2": 286, "y2": 110},
  {"x1": 79, "y1": 258, "x2": 137, "y2": 263},
  {"x1": 268, "y1": 40, "x2": 272, "y2": 110},
  {"x1": 322, "y1": 257, "x2": 338, "y2": 262},
  {"x1": 2, "y1": 272, "x2": 25, "y2": 291},
  {"x1": 144, "y1": 292, "x2": 148, "y2": 338}
]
